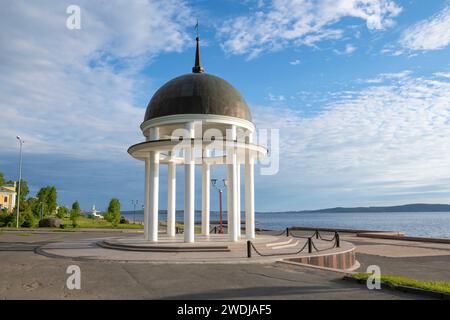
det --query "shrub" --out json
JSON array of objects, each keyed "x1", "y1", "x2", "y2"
[
  {"x1": 39, "y1": 218, "x2": 63, "y2": 228},
  {"x1": 56, "y1": 206, "x2": 68, "y2": 219},
  {"x1": 70, "y1": 201, "x2": 80, "y2": 228},
  {"x1": 106, "y1": 198, "x2": 121, "y2": 227},
  {"x1": 0, "y1": 212, "x2": 14, "y2": 227},
  {"x1": 20, "y1": 210, "x2": 36, "y2": 228}
]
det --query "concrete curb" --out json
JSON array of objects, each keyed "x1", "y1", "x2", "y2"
[
  {"x1": 343, "y1": 276, "x2": 450, "y2": 300},
  {"x1": 279, "y1": 259, "x2": 361, "y2": 274}
]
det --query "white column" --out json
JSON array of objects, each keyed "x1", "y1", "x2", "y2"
[
  {"x1": 167, "y1": 159, "x2": 176, "y2": 237},
  {"x1": 245, "y1": 135, "x2": 255, "y2": 239},
  {"x1": 227, "y1": 125, "x2": 238, "y2": 242},
  {"x1": 201, "y1": 149, "x2": 210, "y2": 236},
  {"x1": 148, "y1": 127, "x2": 160, "y2": 242},
  {"x1": 184, "y1": 122, "x2": 195, "y2": 243},
  {"x1": 236, "y1": 162, "x2": 241, "y2": 238},
  {"x1": 144, "y1": 157, "x2": 150, "y2": 240},
  {"x1": 149, "y1": 151, "x2": 159, "y2": 242}
]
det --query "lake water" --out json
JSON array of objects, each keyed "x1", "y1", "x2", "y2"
[{"x1": 121, "y1": 211, "x2": 450, "y2": 239}]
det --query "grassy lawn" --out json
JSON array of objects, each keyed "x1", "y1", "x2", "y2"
[
  {"x1": 64, "y1": 216, "x2": 199, "y2": 232},
  {"x1": 62, "y1": 216, "x2": 143, "y2": 229},
  {"x1": 0, "y1": 215, "x2": 202, "y2": 232},
  {"x1": 351, "y1": 273, "x2": 450, "y2": 295}
]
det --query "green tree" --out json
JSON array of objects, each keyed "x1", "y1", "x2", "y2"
[
  {"x1": 12, "y1": 200, "x2": 36, "y2": 228},
  {"x1": 105, "y1": 198, "x2": 121, "y2": 227},
  {"x1": 48, "y1": 187, "x2": 57, "y2": 214},
  {"x1": 56, "y1": 206, "x2": 68, "y2": 219},
  {"x1": 0, "y1": 172, "x2": 4, "y2": 185},
  {"x1": 70, "y1": 201, "x2": 80, "y2": 227},
  {"x1": 12, "y1": 179, "x2": 29, "y2": 215},
  {"x1": 27, "y1": 197, "x2": 41, "y2": 218},
  {"x1": 18, "y1": 179, "x2": 29, "y2": 203},
  {"x1": 20, "y1": 208, "x2": 35, "y2": 228},
  {"x1": 36, "y1": 186, "x2": 57, "y2": 216},
  {"x1": 0, "y1": 209, "x2": 14, "y2": 227}
]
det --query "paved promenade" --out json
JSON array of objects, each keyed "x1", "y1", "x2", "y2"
[
  {"x1": 341, "y1": 233, "x2": 450, "y2": 281},
  {"x1": 0, "y1": 229, "x2": 447, "y2": 299}
]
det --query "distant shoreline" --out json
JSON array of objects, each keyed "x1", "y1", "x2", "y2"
[
  {"x1": 121, "y1": 203, "x2": 450, "y2": 215},
  {"x1": 261, "y1": 203, "x2": 450, "y2": 214}
]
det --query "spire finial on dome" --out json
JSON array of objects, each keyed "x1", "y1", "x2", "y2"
[{"x1": 192, "y1": 19, "x2": 205, "y2": 74}]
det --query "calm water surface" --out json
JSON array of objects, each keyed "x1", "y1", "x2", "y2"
[{"x1": 121, "y1": 211, "x2": 450, "y2": 239}]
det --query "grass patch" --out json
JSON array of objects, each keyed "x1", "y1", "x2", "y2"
[
  {"x1": 62, "y1": 216, "x2": 143, "y2": 229},
  {"x1": 1, "y1": 216, "x2": 203, "y2": 233},
  {"x1": 15, "y1": 233, "x2": 32, "y2": 236},
  {"x1": 351, "y1": 273, "x2": 450, "y2": 295}
]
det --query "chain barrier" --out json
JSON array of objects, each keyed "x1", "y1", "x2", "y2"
[
  {"x1": 289, "y1": 231, "x2": 316, "y2": 239},
  {"x1": 271, "y1": 228, "x2": 289, "y2": 236},
  {"x1": 310, "y1": 238, "x2": 337, "y2": 252},
  {"x1": 317, "y1": 231, "x2": 337, "y2": 242},
  {"x1": 289, "y1": 229, "x2": 338, "y2": 242},
  {"x1": 247, "y1": 239, "x2": 309, "y2": 257},
  {"x1": 247, "y1": 230, "x2": 341, "y2": 258}
]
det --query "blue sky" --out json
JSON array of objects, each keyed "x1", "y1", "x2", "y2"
[{"x1": 1, "y1": 0, "x2": 450, "y2": 211}]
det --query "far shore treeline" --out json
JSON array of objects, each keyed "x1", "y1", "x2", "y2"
[
  {"x1": 0, "y1": 171, "x2": 127, "y2": 228},
  {"x1": 263, "y1": 203, "x2": 450, "y2": 214},
  {"x1": 120, "y1": 203, "x2": 450, "y2": 217}
]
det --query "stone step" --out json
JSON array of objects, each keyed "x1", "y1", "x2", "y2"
[
  {"x1": 266, "y1": 238, "x2": 292, "y2": 248},
  {"x1": 98, "y1": 241, "x2": 231, "y2": 252},
  {"x1": 271, "y1": 240, "x2": 300, "y2": 250}
]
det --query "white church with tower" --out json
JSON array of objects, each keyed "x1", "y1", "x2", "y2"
[{"x1": 128, "y1": 32, "x2": 267, "y2": 244}]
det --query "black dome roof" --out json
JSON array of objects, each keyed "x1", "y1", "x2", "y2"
[{"x1": 144, "y1": 73, "x2": 252, "y2": 122}]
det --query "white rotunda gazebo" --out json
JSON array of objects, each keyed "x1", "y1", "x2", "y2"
[{"x1": 128, "y1": 35, "x2": 267, "y2": 243}]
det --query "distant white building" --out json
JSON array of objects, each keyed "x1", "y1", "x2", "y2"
[{"x1": 89, "y1": 205, "x2": 103, "y2": 219}]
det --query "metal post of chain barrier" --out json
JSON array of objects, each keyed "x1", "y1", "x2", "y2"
[
  {"x1": 335, "y1": 232, "x2": 340, "y2": 248},
  {"x1": 308, "y1": 238, "x2": 312, "y2": 253},
  {"x1": 247, "y1": 241, "x2": 252, "y2": 258},
  {"x1": 286, "y1": 227, "x2": 289, "y2": 237},
  {"x1": 315, "y1": 230, "x2": 319, "y2": 239}
]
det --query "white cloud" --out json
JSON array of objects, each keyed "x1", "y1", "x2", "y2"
[
  {"x1": 380, "y1": 46, "x2": 404, "y2": 56},
  {"x1": 400, "y1": 6, "x2": 450, "y2": 51},
  {"x1": 268, "y1": 93, "x2": 286, "y2": 101},
  {"x1": 434, "y1": 72, "x2": 450, "y2": 79},
  {"x1": 334, "y1": 43, "x2": 357, "y2": 55},
  {"x1": 363, "y1": 70, "x2": 412, "y2": 83},
  {"x1": 253, "y1": 71, "x2": 450, "y2": 208},
  {"x1": 289, "y1": 59, "x2": 301, "y2": 65},
  {"x1": 0, "y1": 0, "x2": 193, "y2": 159},
  {"x1": 218, "y1": 0, "x2": 401, "y2": 58}
]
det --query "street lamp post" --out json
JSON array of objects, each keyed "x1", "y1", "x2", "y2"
[
  {"x1": 16, "y1": 136, "x2": 24, "y2": 229},
  {"x1": 131, "y1": 200, "x2": 138, "y2": 224},
  {"x1": 211, "y1": 178, "x2": 227, "y2": 234}
]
